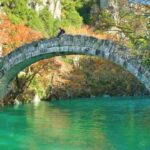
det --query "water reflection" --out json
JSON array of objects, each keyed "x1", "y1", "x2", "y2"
[{"x1": 0, "y1": 97, "x2": 150, "y2": 150}]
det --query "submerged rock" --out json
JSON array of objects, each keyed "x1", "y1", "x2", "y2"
[
  {"x1": 33, "y1": 94, "x2": 41, "y2": 106},
  {"x1": 14, "y1": 99, "x2": 20, "y2": 105},
  {"x1": 103, "y1": 94, "x2": 111, "y2": 98}
]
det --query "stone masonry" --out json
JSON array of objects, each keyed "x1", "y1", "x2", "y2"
[{"x1": 0, "y1": 35, "x2": 149, "y2": 99}]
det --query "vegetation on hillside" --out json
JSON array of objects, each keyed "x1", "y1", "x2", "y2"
[
  {"x1": 0, "y1": 13, "x2": 42, "y2": 55},
  {"x1": 78, "y1": 0, "x2": 150, "y2": 68},
  {"x1": 0, "y1": 0, "x2": 83, "y2": 37}
]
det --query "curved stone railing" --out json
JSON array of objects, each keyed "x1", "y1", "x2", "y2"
[{"x1": 0, "y1": 34, "x2": 149, "y2": 99}]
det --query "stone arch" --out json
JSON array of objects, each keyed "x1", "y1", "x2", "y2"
[{"x1": 0, "y1": 35, "x2": 149, "y2": 99}]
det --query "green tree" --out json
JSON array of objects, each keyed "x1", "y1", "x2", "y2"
[
  {"x1": 61, "y1": 0, "x2": 83, "y2": 27},
  {"x1": 39, "y1": 7, "x2": 59, "y2": 37},
  {"x1": 88, "y1": 0, "x2": 149, "y2": 68}
]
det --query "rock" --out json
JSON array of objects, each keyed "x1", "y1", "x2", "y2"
[
  {"x1": 14, "y1": 99, "x2": 20, "y2": 105},
  {"x1": 33, "y1": 94, "x2": 40, "y2": 106},
  {"x1": 28, "y1": 0, "x2": 61, "y2": 19},
  {"x1": 103, "y1": 94, "x2": 110, "y2": 98}
]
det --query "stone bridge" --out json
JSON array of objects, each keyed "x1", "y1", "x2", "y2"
[{"x1": 0, "y1": 35, "x2": 149, "y2": 99}]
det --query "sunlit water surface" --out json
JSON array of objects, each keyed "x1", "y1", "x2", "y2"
[{"x1": 0, "y1": 97, "x2": 150, "y2": 150}]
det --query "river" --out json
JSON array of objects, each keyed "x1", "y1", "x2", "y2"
[{"x1": 0, "y1": 97, "x2": 150, "y2": 150}]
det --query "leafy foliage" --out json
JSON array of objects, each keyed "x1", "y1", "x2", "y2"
[
  {"x1": 97, "y1": 9, "x2": 115, "y2": 31},
  {"x1": 89, "y1": 1, "x2": 150, "y2": 68},
  {"x1": 1, "y1": 0, "x2": 83, "y2": 37},
  {"x1": 2, "y1": 0, "x2": 46, "y2": 34},
  {"x1": 75, "y1": 0, "x2": 92, "y2": 24},
  {"x1": 39, "y1": 7, "x2": 58, "y2": 36},
  {"x1": 61, "y1": 0, "x2": 83, "y2": 27},
  {"x1": 0, "y1": 13, "x2": 42, "y2": 55}
]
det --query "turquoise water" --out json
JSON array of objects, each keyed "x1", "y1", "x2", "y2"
[{"x1": 0, "y1": 97, "x2": 150, "y2": 150}]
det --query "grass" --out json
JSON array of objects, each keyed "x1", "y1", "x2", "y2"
[{"x1": 63, "y1": 25, "x2": 119, "y2": 41}]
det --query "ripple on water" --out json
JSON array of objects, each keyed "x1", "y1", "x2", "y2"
[{"x1": 0, "y1": 96, "x2": 150, "y2": 150}]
